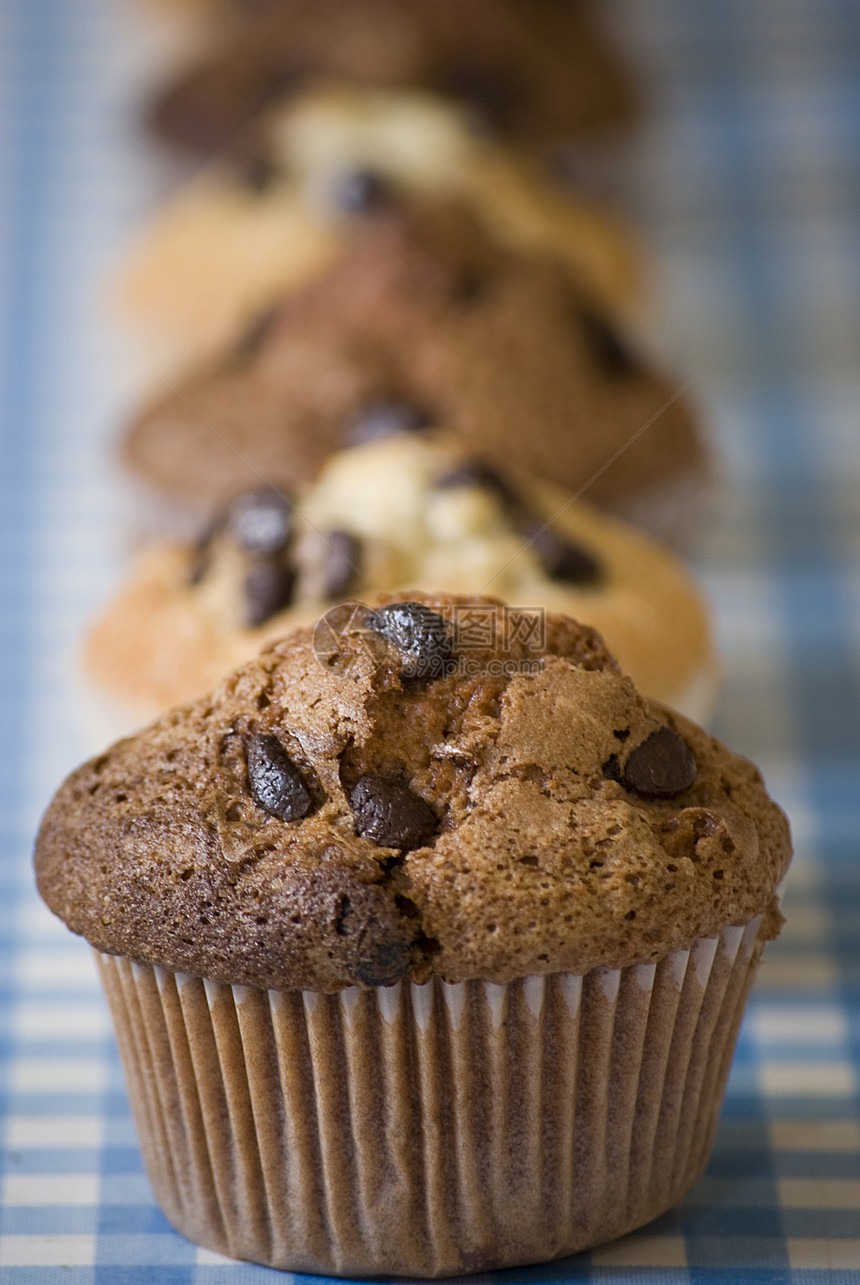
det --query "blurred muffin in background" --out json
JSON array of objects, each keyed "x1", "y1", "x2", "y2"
[
  {"x1": 123, "y1": 202, "x2": 705, "y2": 545},
  {"x1": 85, "y1": 433, "x2": 716, "y2": 739},
  {"x1": 147, "y1": 0, "x2": 636, "y2": 162},
  {"x1": 40, "y1": 589, "x2": 787, "y2": 1275},
  {"x1": 115, "y1": 86, "x2": 639, "y2": 367}
]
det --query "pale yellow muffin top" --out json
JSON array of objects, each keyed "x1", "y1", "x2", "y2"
[
  {"x1": 86, "y1": 434, "x2": 716, "y2": 726},
  {"x1": 117, "y1": 85, "x2": 639, "y2": 363}
]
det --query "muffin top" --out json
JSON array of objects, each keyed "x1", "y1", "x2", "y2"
[
  {"x1": 124, "y1": 203, "x2": 702, "y2": 513},
  {"x1": 38, "y1": 594, "x2": 790, "y2": 991},
  {"x1": 88, "y1": 434, "x2": 713, "y2": 723},
  {"x1": 150, "y1": 0, "x2": 635, "y2": 157},
  {"x1": 116, "y1": 85, "x2": 638, "y2": 364}
]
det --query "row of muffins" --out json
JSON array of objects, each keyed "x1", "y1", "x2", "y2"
[
  {"x1": 36, "y1": 2, "x2": 791, "y2": 1277},
  {"x1": 90, "y1": 50, "x2": 713, "y2": 732}
]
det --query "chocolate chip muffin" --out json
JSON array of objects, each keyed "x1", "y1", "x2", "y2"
[
  {"x1": 123, "y1": 203, "x2": 704, "y2": 540},
  {"x1": 86, "y1": 434, "x2": 715, "y2": 740},
  {"x1": 116, "y1": 86, "x2": 638, "y2": 366},
  {"x1": 37, "y1": 593, "x2": 790, "y2": 1276},
  {"x1": 149, "y1": 0, "x2": 636, "y2": 160}
]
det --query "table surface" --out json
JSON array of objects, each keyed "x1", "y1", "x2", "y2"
[{"x1": 1, "y1": 0, "x2": 859, "y2": 1281}]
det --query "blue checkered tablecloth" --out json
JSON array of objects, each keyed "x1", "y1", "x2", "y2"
[{"x1": 1, "y1": 0, "x2": 859, "y2": 1280}]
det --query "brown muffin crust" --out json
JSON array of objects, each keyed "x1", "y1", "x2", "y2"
[
  {"x1": 149, "y1": 0, "x2": 635, "y2": 158},
  {"x1": 124, "y1": 204, "x2": 703, "y2": 514},
  {"x1": 37, "y1": 594, "x2": 790, "y2": 992}
]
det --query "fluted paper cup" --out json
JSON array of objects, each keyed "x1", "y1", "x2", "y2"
[{"x1": 96, "y1": 916, "x2": 764, "y2": 1277}]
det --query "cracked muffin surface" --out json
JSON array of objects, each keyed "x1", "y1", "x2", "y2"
[{"x1": 36, "y1": 593, "x2": 790, "y2": 992}]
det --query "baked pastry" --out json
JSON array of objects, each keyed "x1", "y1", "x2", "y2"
[
  {"x1": 86, "y1": 434, "x2": 716, "y2": 736},
  {"x1": 148, "y1": 0, "x2": 636, "y2": 160},
  {"x1": 123, "y1": 203, "x2": 704, "y2": 540},
  {"x1": 36, "y1": 592, "x2": 791, "y2": 1275},
  {"x1": 116, "y1": 86, "x2": 638, "y2": 365}
]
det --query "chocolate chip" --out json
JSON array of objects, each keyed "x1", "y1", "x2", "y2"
[
  {"x1": 547, "y1": 146, "x2": 591, "y2": 191},
  {"x1": 333, "y1": 895, "x2": 353, "y2": 936},
  {"x1": 367, "y1": 602, "x2": 455, "y2": 680},
  {"x1": 244, "y1": 558, "x2": 296, "y2": 627},
  {"x1": 524, "y1": 522, "x2": 602, "y2": 584},
  {"x1": 349, "y1": 938, "x2": 413, "y2": 987},
  {"x1": 436, "y1": 65, "x2": 521, "y2": 136},
  {"x1": 258, "y1": 64, "x2": 308, "y2": 110},
  {"x1": 332, "y1": 169, "x2": 391, "y2": 215},
  {"x1": 602, "y1": 753, "x2": 622, "y2": 784},
  {"x1": 188, "y1": 545, "x2": 210, "y2": 586},
  {"x1": 188, "y1": 522, "x2": 220, "y2": 585},
  {"x1": 321, "y1": 530, "x2": 361, "y2": 601},
  {"x1": 348, "y1": 399, "x2": 433, "y2": 445},
  {"x1": 606, "y1": 726, "x2": 697, "y2": 799},
  {"x1": 239, "y1": 151, "x2": 281, "y2": 194},
  {"x1": 229, "y1": 489, "x2": 293, "y2": 555},
  {"x1": 435, "y1": 466, "x2": 602, "y2": 584},
  {"x1": 434, "y1": 459, "x2": 518, "y2": 506},
  {"x1": 579, "y1": 311, "x2": 638, "y2": 378},
  {"x1": 247, "y1": 733, "x2": 312, "y2": 822},
  {"x1": 452, "y1": 269, "x2": 489, "y2": 304},
  {"x1": 349, "y1": 775, "x2": 438, "y2": 850},
  {"x1": 234, "y1": 306, "x2": 279, "y2": 358}
]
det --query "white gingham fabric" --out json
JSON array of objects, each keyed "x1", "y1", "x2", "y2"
[{"x1": 1, "y1": 0, "x2": 859, "y2": 1280}]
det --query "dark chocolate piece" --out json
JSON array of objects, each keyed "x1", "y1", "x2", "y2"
[
  {"x1": 605, "y1": 726, "x2": 697, "y2": 799},
  {"x1": 348, "y1": 399, "x2": 434, "y2": 445},
  {"x1": 579, "y1": 311, "x2": 638, "y2": 378},
  {"x1": 434, "y1": 459, "x2": 518, "y2": 505},
  {"x1": 332, "y1": 169, "x2": 392, "y2": 215},
  {"x1": 247, "y1": 733, "x2": 313, "y2": 821},
  {"x1": 523, "y1": 522, "x2": 602, "y2": 585},
  {"x1": 233, "y1": 306, "x2": 280, "y2": 358},
  {"x1": 244, "y1": 558, "x2": 297, "y2": 626},
  {"x1": 348, "y1": 937, "x2": 414, "y2": 987},
  {"x1": 434, "y1": 64, "x2": 522, "y2": 136},
  {"x1": 321, "y1": 530, "x2": 362, "y2": 601},
  {"x1": 367, "y1": 601, "x2": 455, "y2": 679},
  {"x1": 349, "y1": 775, "x2": 438, "y2": 850},
  {"x1": 238, "y1": 151, "x2": 281, "y2": 194},
  {"x1": 188, "y1": 515, "x2": 225, "y2": 586}
]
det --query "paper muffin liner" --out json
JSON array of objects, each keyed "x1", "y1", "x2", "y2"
[{"x1": 96, "y1": 915, "x2": 765, "y2": 1277}]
